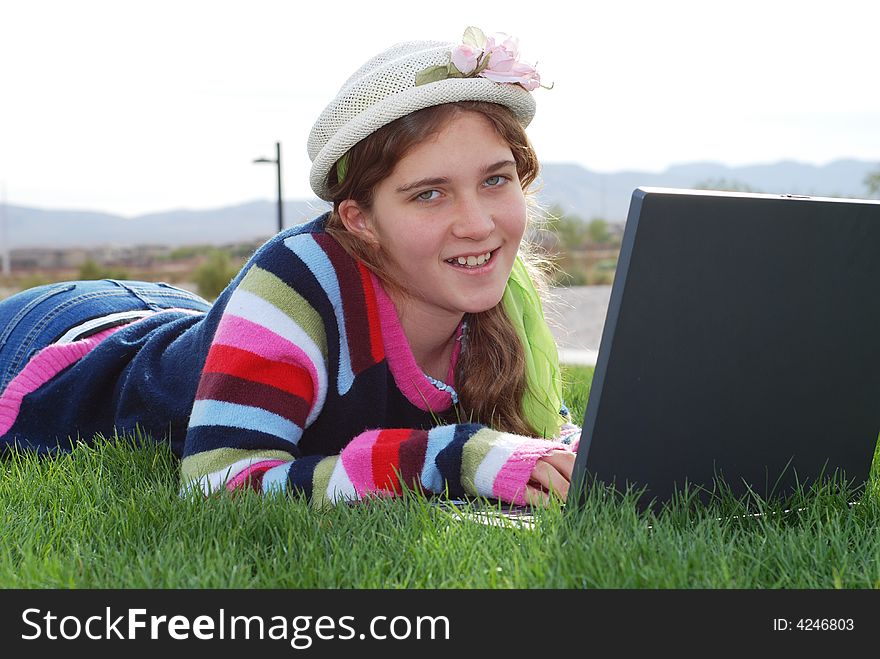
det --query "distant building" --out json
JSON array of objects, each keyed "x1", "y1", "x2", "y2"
[{"x1": 11, "y1": 245, "x2": 172, "y2": 271}]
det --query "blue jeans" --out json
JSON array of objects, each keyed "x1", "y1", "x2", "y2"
[{"x1": 0, "y1": 279, "x2": 211, "y2": 392}]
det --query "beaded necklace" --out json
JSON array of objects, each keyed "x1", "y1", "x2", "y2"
[
  {"x1": 421, "y1": 319, "x2": 467, "y2": 405},
  {"x1": 423, "y1": 374, "x2": 459, "y2": 404}
]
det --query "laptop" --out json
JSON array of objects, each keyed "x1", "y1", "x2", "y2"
[{"x1": 569, "y1": 186, "x2": 880, "y2": 511}]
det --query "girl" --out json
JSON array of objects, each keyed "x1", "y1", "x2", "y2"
[{"x1": 0, "y1": 28, "x2": 580, "y2": 507}]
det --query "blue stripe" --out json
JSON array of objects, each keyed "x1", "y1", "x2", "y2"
[
  {"x1": 421, "y1": 425, "x2": 456, "y2": 493},
  {"x1": 189, "y1": 399, "x2": 302, "y2": 445},
  {"x1": 289, "y1": 454, "x2": 325, "y2": 499},
  {"x1": 432, "y1": 423, "x2": 482, "y2": 498},
  {"x1": 185, "y1": 426, "x2": 302, "y2": 457},
  {"x1": 283, "y1": 234, "x2": 356, "y2": 395},
  {"x1": 262, "y1": 463, "x2": 292, "y2": 495}
]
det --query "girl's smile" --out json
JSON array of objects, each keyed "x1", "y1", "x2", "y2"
[{"x1": 444, "y1": 247, "x2": 498, "y2": 272}]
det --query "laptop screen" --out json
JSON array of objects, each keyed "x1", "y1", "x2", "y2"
[{"x1": 571, "y1": 187, "x2": 880, "y2": 508}]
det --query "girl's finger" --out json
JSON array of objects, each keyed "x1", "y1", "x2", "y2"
[
  {"x1": 529, "y1": 459, "x2": 570, "y2": 500},
  {"x1": 524, "y1": 483, "x2": 551, "y2": 507},
  {"x1": 540, "y1": 450, "x2": 576, "y2": 481}
]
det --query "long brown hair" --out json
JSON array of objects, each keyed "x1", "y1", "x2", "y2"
[{"x1": 325, "y1": 101, "x2": 547, "y2": 436}]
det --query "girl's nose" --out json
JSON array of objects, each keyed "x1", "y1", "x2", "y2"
[{"x1": 451, "y1": 196, "x2": 495, "y2": 240}]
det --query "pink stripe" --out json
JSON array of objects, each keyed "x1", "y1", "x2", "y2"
[
  {"x1": 215, "y1": 314, "x2": 305, "y2": 362},
  {"x1": 370, "y1": 274, "x2": 454, "y2": 412},
  {"x1": 491, "y1": 439, "x2": 570, "y2": 506},
  {"x1": 0, "y1": 325, "x2": 124, "y2": 435},
  {"x1": 225, "y1": 459, "x2": 287, "y2": 491},
  {"x1": 340, "y1": 429, "x2": 381, "y2": 497},
  {"x1": 213, "y1": 313, "x2": 321, "y2": 389}
]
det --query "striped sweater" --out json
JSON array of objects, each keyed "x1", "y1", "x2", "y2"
[
  {"x1": 179, "y1": 215, "x2": 579, "y2": 506},
  {"x1": 0, "y1": 214, "x2": 578, "y2": 504}
]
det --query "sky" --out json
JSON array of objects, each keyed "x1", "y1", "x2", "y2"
[{"x1": 1, "y1": 0, "x2": 878, "y2": 216}]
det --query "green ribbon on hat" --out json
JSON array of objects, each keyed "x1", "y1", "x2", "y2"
[
  {"x1": 336, "y1": 153, "x2": 350, "y2": 185},
  {"x1": 502, "y1": 256, "x2": 565, "y2": 438}
]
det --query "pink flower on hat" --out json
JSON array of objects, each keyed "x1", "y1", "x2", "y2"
[
  {"x1": 450, "y1": 43, "x2": 482, "y2": 76},
  {"x1": 417, "y1": 26, "x2": 547, "y2": 92},
  {"x1": 481, "y1": 34, "x2": 541, "y2": 91}
]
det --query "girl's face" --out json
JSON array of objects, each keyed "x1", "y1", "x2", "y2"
[{"x1": 344, "y1": 111, "x2": 528, "y2": 321}]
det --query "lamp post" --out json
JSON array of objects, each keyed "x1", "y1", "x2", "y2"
[{"x1": 253, "y1": 141, "x2": 283, "y2": 233}]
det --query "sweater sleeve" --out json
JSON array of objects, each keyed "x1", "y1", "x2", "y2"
[
  {"x1": 313, "y1": 425, "x2": 572, "y2": 507},
  {"x1": 179, "y1": 259, "x2": 572, "y2": 507}
]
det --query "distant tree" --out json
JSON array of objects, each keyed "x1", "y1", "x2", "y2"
[
  {"x1": 193, "y1": 250, "x2": 238, "y2": 300},
  {"x1": 544, "y1": 206, "x2": 589, "y2": 249},
  {"x1": 587, "y1": 218, "x2": 611, "y2": 244},
  {"x1": 78, "y1": 259, "x2": 129, "y2": 280},
  {"x1": 865, "y1": 167, "x2": 880, "y2": 197},
  {"x1": 694, "y1": 178, "x2": 761, "y2": 193},
  {"x1": 78, "y1": 259, "x2": 104, "y2": 280},
  {"x1": 168, "y1": 245, "x2": 214, "y2": 261}
]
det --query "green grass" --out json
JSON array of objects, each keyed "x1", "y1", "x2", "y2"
[{"x1": 2, "y1": 364, "x2": 879, "y2": 589}]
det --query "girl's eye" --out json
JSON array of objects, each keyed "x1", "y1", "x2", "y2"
[
  {"x1": 416, "y1": 190, "x2": 440, "y2": 202},
  {"x1": 485, "y1": 175, "x2": 507, "y2": 187}
]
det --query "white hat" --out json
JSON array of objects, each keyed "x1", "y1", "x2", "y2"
[{"x1": 307, "y1": 38, "x2": 538, "y2": 201}]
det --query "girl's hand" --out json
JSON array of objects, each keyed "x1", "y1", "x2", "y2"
[{"x1": 524, "y1": 450, "x2": 576, "y2": 506}]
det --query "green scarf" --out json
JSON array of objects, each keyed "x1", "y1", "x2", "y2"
[{"x1": 501, "y1": 256, "x2": 565, "y2": 438}]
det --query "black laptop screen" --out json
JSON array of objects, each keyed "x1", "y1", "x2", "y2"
[{"x1": 573, "y1": 188, "x2": 880, "y2": 507}]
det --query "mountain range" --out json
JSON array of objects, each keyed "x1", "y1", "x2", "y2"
[{"x1": 2, "y1": 159, "x2": 876, "y2": 249}]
